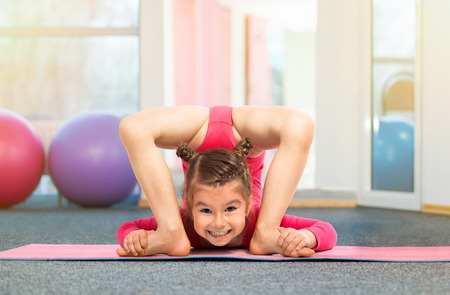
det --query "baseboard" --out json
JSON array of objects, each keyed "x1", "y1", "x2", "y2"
[
  {"x1": 289, "y1": 198, "x2": 356, "y2": 208},
  {"x1": 422, "y1": 204, "x2": 450, "y2": 216},
  {"x1": 138, "y1": 198, "x2": 147, "y2": 208}
]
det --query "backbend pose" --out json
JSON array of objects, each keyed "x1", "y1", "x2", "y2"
[
  {"x1": 117, "y1": 105, "x2": 319, "y2": 256},
  {"x1": 117, "y1": 138, "x2": 337, "y2": 257}
]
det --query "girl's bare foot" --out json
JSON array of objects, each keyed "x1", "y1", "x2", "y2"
[
  {"x1": 117, "y1": 228, "x2": 191, "y2": 257},
  {"x1": 249, "y1": 227, "x2": 281, "y2": 255}
]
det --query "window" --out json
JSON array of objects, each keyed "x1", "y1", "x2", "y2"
[{"x1": 0, "y1": 0, "x2": 139, "y2": 120}]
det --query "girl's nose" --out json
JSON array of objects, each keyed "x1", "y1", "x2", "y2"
[{"x1": 212, "y1": 213, "x2": 226, "y2": 228}]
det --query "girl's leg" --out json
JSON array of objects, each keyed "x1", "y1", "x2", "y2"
[
  {"x1": 233, "y1": 106, "x2": 315, "y2": 255},
  {"x1": 119, "y1": 119, "x2": 191, "y2": 256},
  {"x1": 250, "y1": 130, "x2": 313, "y2": 254}
]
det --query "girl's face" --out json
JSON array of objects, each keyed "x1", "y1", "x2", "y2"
[{"x1": 191, "y1": 180, "x2": 249, "y2": 247}]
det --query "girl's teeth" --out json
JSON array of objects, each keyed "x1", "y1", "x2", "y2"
[{"x1": 210, "y1": 230, "x2": 229, "y2": 236}]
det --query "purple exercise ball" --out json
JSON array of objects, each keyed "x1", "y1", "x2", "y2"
[
  {"x1": 0, "y1": 109, "x2": 45, "y2": 208},
  {"x1": 49, "y1": 112, "x2": 137, "y2": 207}
]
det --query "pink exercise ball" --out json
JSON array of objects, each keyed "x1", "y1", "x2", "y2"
[
  {"x1": 48, "y1": 112, "x2": 137, "y2": 207},
  {"x1": 0, "y1": 109, "x2": 45, "y2": 208}
]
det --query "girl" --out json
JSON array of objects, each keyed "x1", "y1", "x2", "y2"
[
  {"x1": 117, "y1": 105, "x2": 316, "y2": 256},
  {"x1": 116, "y1": 138, "x2": 337, "y2": 257}
]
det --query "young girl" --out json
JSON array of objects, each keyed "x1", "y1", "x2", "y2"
[
  {"x1": 118, "y1": 105, "x2": 316, "y2": 256},
  {"x1": 116, "y1": 138, "x2": 337, "y2": 257}
]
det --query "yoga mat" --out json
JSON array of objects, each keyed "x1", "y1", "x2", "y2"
[{"x1": 1, "y1": 244, "x2": 450, "y2": 262}]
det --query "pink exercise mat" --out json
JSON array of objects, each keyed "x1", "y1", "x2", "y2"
[{"x1": 0, "y1": 244, "x2": 449, "y2": 262}]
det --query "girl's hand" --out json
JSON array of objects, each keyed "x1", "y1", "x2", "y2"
[
  {"x1": 116, "y1": 230, "x2": 154, "y2": 257},
  {"x1": 277, "y1": 227, "x2": 316, "y2": 257}
]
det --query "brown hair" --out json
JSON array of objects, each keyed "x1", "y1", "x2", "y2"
[{"x1": 176, "y1": 138, "x2": 254, "y2": 219}]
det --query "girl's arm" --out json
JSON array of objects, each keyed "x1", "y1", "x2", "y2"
[
  {"x1": 279, "y1": 215, "x2": 338, "y2": 252},
  {"x1": 233, "y1": 106, "x2": 315, "y2": 255},
  {"x1": 119, "y1": 106, "x2": 209, "y2": 256}
]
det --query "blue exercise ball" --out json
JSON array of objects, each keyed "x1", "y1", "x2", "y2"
[
  {"x1": 0, "y1": 109, "x2": 45, "y2": 207},
  {"x1": 49, "y1": 112, "x2": 137, "y2": 207},
  {"x1": 372, "y1": 116, "x2": 414, "y2": 192}
]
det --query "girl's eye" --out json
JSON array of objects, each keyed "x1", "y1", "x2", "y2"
[
  {"x1": 200, "y1": 208, "x2": 212, "y2": 214},
  {"x1": 225, "y1": 207, "x2": 237, "y2": 212}
]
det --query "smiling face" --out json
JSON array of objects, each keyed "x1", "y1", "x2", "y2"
[{"x1": 191, "y1": 180, "x2": 249, "y2": 247}]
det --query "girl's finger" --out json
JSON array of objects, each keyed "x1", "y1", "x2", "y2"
[
  {"x1": 277, "y1": 227, "x2": 289, "y2": 247},
  {"x1": 285, "y1": 238, "x2": 308, "y2": 257},
  {"x1": 139, "y1": 231, "x2": 148, "y2": 253},
  {"x1": 116, "y1": 248, "x2": 128, "y2": 256},
  {"x1": 129, "y1": 233, "x2": 141, "y2": 256},
  {"x1": 284, "y1": 235, "x2": 302, "y2": 256},
  {"x1": 295, "y1": 238, "x2": 309, "y2": 252},
  {"x1": 132, "y1": 234, "x2": 144, "y2": 256},
  {"x1": 278, "y1": 230, "x2": 293, "y2": 248},
  {"x1": 297, "y1": 247, "x2": 315, "y2": 257},
  {"x1": 281, "y1": 229, "x2": 297, "y2": 250},
  {"x1": 123, "y1": 237, "x2": 131, "y2": 254}
]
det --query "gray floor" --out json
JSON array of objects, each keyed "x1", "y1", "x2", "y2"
[{"x1": 1, "y1": 206, "x2": 450, "y2": 295}]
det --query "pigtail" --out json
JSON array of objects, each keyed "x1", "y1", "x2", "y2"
[
  {"x1": 233, "y1": 137, "x2": 253, "y2": 158},
  {"x1": 176, "y1": 144, "x2": 196, "y2": 162}
]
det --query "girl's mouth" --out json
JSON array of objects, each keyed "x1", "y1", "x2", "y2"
[{"x1": 208, "y1": 229, "x2": 232, "y2": 238}]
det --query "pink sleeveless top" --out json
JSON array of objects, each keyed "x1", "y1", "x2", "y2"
[{"x1": 181, "y1": 106, "x2": 265, "y2": 206}]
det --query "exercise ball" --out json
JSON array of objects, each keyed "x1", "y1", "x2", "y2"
[
  {"x1": 49, "y1": 112, "x2": 137, "y2": 207},
  {"x1": 372, "y1": 115, "x2": 414, "y2": 192},
  {"x1": 0, "y1": 109, "x2": 45, "y2": 208}
]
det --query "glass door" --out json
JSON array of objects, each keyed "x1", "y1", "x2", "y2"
[{"x1": 360, "y1": 0, "x2": 421, "y2": 210}]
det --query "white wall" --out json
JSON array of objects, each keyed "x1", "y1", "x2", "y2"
[
  {"x1": 139, "y1": 0, "x2": 166, "y2": 109},
  {"x1": 421, "y1": 0, "x2": 450, "y2": 206},
  {"x1": 229, "y1": 9, "x2": 246, "y2": 106},
  {"x1": 284, "y1": 30, "x2": 316, "y2": 188},
  {"x1": 314, "y1": 0, "x2": 360, "y2": 191},
  {"x1": 284, "y1": 31, "x2": 316, "y2": 114}
]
